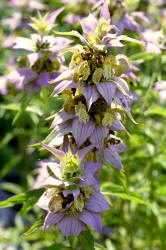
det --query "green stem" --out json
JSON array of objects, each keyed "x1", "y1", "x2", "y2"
[{"x1": 41, "y1": 86, "x2": 50, "y2": 115}]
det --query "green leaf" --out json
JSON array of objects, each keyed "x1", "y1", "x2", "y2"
[
  {"x1": 130, "y1": 52, "x2": 157, "y2": 61},
  {"x1": 0, "y1": 182, "x2": 23, "y2": 194},
  {"x1": 78, "y1": 229, "x2": 95, "y2": 250},
  {"x1": 101, "y1": 183, "x2": 150, "y2": 206},
  {"x1": 0, "y1": 155, "x2": 21, "y2": 179},
  {"x1": 24, "y1": 214, "x2": 45, "y2": 236},
  {"x1": 0, "y1": 103, "x2": 42, "y2": 116},
  {"x1": 54, "y1": 30, "x2": 87, "y2": 44},
  {"x1": 119, "y1": 35, "x2": 143, "y2": 45},
  {"x1": 94, "y1": 242, "x2": 106, "y2": 250},
  {"x1": 112, "y1": 168, "x2": 128, "y2": 192},
  {"x1": 44, "y1": 243, "x2": 66, "y2": 250},
  {"x1": 146, "y1": 106, "x2": 166, "y2": 119},
  {"x1": 12, "y1": 92, "x2": 30, "y2": 125},
  {"x1": 20, "y1": 198, "x2": 39, "y2": 215},
  {"x1": 0, "y1": 103, "x2": 20, "y2": 111},
  {"x1": 0, "y1": 189, "x2": 44, "y2": 208},
  {"x1": 0, "y1": 132, "x2": 15, "y2": 149}
]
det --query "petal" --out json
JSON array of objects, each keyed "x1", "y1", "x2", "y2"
[
  {"x1": 46, "y1": 7, "x2": 65, "y2": 25},
  {"x1": 78, "y1": 211, "x2": 102, "y2": 234},
  {"x1": 52, "y1": 79, "x2": 80, "y2": 96},
  {"x1": 46, "y1": 161, "x2": 62, "y2": 179},
  {"x1": 117, "y1": 16, "x2": 138, "y2": 33},
  {"x1": 146, "y1": 42, "x2": 161, "y2": 54},
  {"x1": 80, "y1": 14, "x2": 98, "y2": 38},
  {"x1": 112, "y1": 76, "x2": 130, "y2": 95},
  {"x1": 43, "y1": 176, "x2": 63, "y2": 186},
  {"x1": 50, "y1": 121, "x2": 72, "y2": 135},
  {"x1": 43, "y1": 212, "x2": 64, "y2": 230},
  {"x1": 85, "y1": 193, "x2": 110, "y2": 212},
  {"x1": 97, "y1": 81, "x2": 116, "y2": 107},
  {"x1": 82, "y1": 86, "x2": 99, "y2": 110},
  {"x1": 37, "y1": 193, "x2": 49, "y2": 211},
  {"x1": 36, "y1": 72, "x2": 50, "y2": 87},
  {"x1": 59, "y1": 216, "x2": 84, "y2": 236},
  {"x1": 100, "y1": 0, "x2": 110, "y2": 20},
  {"x1": 84, "y1": 162, "x2": 102, "y2": 176},
  {"x1": 40, "y1": 142, "x2": 66, "y2": 162},
  {"x1": 109, "y1": 120, "x2": 126, "y2": 131},
  {"x1": 7, "y1": 68, "x2": 37, "y2": 90},
  {"x1": 0, "y1": 76, "x2": 8, "y2": 95},
  {"x1": 114, "y1": 90, "x2": 137, "y2": 123},
  {"x1": 51, "y1": 70, "x2": 74, "y2": 84},
  {"x1": 90, "y1": 126, "x2": 107, "y2": 146},
  {"x1": 13, "y1": 37, "x2": 33, "y2": 51},
  {"x1": 77, "y1": 145, "x2": 95, "y2": 163},
  {"x1": 114, "y1": 142, "x2": 128, "y2": 152},
  {"x1": 47, "y1": 123, "x2": 72, "y2": 147},
  {"x1": 105, "y1": 38, "x2": 124, "y2": 48},
  {"x1": 27, "y1": 52, "x2": 44, "y2": 68},
  {"x1": 78, "y1": 175, "x2": 99, "y2": 188},
  {"x1": 103, "y1": 144, "x2": 124, "y2": 169},
  {"x1": 51, "y1": 37, "x2": 74, "y2": 51},
  {"x1": 72, "y1": 118, "x2": 95, "y2": 148},
  {"x1": 47, "y1": 109, "x2": 75, "y2": 128},
  {"x1": 33, "y1": 160, "x2": 53, "y2": 189},
  {"x1": 63, "y1": 189, "x2": 80, "y2": 200},
  {"x1": 62, "y1": 189, "x2": 80, "y2": 210}
]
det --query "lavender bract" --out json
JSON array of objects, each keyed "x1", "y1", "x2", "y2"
[{"x1": 36, "y1": 142, "x2": 109, "y2": 236}]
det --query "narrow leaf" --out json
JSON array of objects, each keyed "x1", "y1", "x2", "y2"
[
  {"x1": 24, "y1": 214, "x2": 45, "y2": 236},
  {"x1": 78, "y1": 229, "x2": 95, "y2": 250}
]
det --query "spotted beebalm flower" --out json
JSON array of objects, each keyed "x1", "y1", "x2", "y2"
[
  {"x1": 29, "y1": 8, "x2": 65, "y2": 35},
  {"x1": 142, "y1": 29, "x2": 166, "y2": 54},
  {"x1": 0, "y1": 76, "x2": 8, "y2": 95},
  {"x1": 7, "y1": 65, "x2": 61, "y2": 91},
  {"x1": 116, "y1": 15, "x2": 138, "y2": 34},
  {"x1": 7, "y1": 9, "x2": 73, "y2": 90},
  {"x1": 60, "y1": 0, "x2": 97, "y2": 25},
  {"x1": 46, "y1": 98, "x2": 127, "y2": 144},
  {"x1": 8, "y1": 0, "x2": 45, "y2": 10},
  {"x1": 55, "y1": 0, "x2": 142, "y2": 51},
  {"x1": 45, "y1": 102, "x2": 127, "y2": 169},
  {"x1": 42, "y1": 0, "x2": 138, "y2": 171},
  {"x1": 51, "y1": 1, "x2": 140, "y2": 122},
  {"x1": 39, "y1": 141, "x2": 96, "y2": 180},
  {"x1": 155, "y1": 81, "x2": 166, "y2": 102},
  {"x1": 36, "y1": 142, "x2": 109, "y2": 236},
  {"x1": 2, "y1": 12, "x2": 22, "y2": 30},
  {"x1": 52, "y1": 67, "x2": 134, "y2": 122}
]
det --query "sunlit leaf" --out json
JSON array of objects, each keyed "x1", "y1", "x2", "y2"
[
  {"x1": 0, "y1": 189, "x2": 44, "y2": 208},
  {"x1": 24, "y1": 214, "x2": 45, "y2": 236}
]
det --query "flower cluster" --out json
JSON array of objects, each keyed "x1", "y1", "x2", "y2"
[
  {"x1": 7, "y1": 8, "x2": 73, "y2": 91},
  {"x1": 36, "y1": 141, "x2": 109, "y2": 236},
  {"x1": 45, "y1": 1, "x2": 139, "y2": 170},
  {"x1": 7, "y1": 0, "x2": 142, "y2": 237}
]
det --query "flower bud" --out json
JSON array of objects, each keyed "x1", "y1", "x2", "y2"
[
  {"x1": 82, "y1": 185, "x2": 96, "y2": 199},
  {"x1": 92, "y1": 68, "x2": 103, "y2": 84},
  {"x1": 78, "y1": 61, "x2": 90, "y2": 81},
  {"x1": 48, "y1": 195, "x2": 63, "y2": 213},
  {"x1": 75, "y1": 101, "x2": 89, "y2": 123},
  {"x1": 74, "y1": 193, "x2": 84, "y2": 212},
  {"x1": 62, "y1": 151, "x2": 79, "y2": 179}
]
